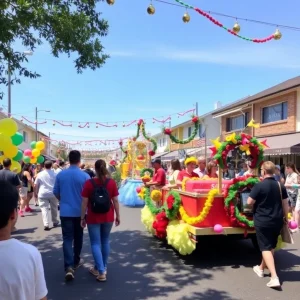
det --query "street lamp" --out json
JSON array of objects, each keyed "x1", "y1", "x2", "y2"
[
  {"x1": 8, "y1": 50, "x2": 33, "y2": 117},
  {"x1": 35, "y1": 107, "x2": 50, "y2": 141}
]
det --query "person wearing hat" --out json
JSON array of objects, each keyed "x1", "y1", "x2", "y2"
[
  {"x1": 274, "y1": 165, "x2": 284, "y2": 184},
  {"x1": 176, "y1": 157, "x2": 199, "y2": 186},
  {"x1": 107, "y1": 160, "x2": 117, "y2": 175},
  {"x1": 145, "y1": 158, "x2": 166, "y2": 188}
]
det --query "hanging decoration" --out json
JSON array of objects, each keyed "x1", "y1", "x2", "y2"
[
  {"x1": 140, "y1": 168, "x2": 154, "y2": 178},
  {"x1": 182, "y1": 12, "x2": 190, "y2": 23},
  {"x1": 163, "y1": 115, "x2": 200, "y2": 144},
  {"x1": 211, "y1": 132, "x2": 265, "y2": 169},
  {"x1": 118, "y1": 140, "x2": 128, "y2": 163},
  {"x1": 224, "y1": 176, "x2": 260, "y2": 229},
  {"x1": 179, "y1": 189, "x2": 218, "y2": 225},
  {"x1": 232, "y1": 22, "x2": 241, "y2": 33},
  {"x1": 147, "y1": 3, "x2": 155, "y2": 15}
]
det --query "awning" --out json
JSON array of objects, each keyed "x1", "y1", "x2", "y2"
[
  {"x1": 152, "y1": 152, "x2": 168, "y2": 159},
  {"x1": 43, "y1": 154, "x2": 58, "y2": 161},
  {"x1": 260, "y1": 133, "x2": 300, "y2": 155},
  {"x1": 187, "y1": 147, "x2": 211, "y2": 156},
  {"x1": 161, "y1": 151, "x2": 178, "y2": 161}
]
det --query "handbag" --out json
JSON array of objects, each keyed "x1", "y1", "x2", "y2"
[{"x1": 278, "y1": 182, "x2": 294, "y2": 244}]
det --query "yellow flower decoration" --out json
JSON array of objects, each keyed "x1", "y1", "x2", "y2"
[
  {"x1": 225, "y1": 132, "x2": 237, "y2": 144},
  {"x1": 239, "y1": 144, "x2": 251, "y2": 155},
  {"x1": 151, "y1": 189, "x2": 162, "y2": 202},
  {"x1": 247, "y1": 118, "x2": 260, "y2": 128},
  {"x1": 182, "y1": 177, "x2": 201, "y2": 191},
  {"x1": 210, "y1": 137, "x2": 221, "y2": 150},
  {"x1": 179, "y1": 189, "x2": 218, "y2": 225},
  {"x1": 138, "y1": 187, "x2": 146, "y2": 200},
  {"x1": 184, "y1": 156, "x2": 197, "y2": 166}
]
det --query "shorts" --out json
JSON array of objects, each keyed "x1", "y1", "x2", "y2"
[
  {"x1": 287, "y1": 192, "x2": 297, "y2": 208},
  {"x1": 296, "y1": 194, "x2": 300, "y2": 211},
  {"x1": 19, "y1": 187, "x2": 28, "y2": 198},
  {"x1": 255, "y1": 226, "x2": 282, "y2": 251}
]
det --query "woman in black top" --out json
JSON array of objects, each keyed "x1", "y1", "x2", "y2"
[
  {"x1": 247, "y1": 161, "x2": 289, "y2": 288},
  {"x1": 19, "y1": 164, "x2": 34, "y2": 216}
]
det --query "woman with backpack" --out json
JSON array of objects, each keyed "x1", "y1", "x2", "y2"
[{"x1": 81, "y1": 159, "x2": 120, "y2": 282}]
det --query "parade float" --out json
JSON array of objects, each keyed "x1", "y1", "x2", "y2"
[
  {"x1": 139, "y1": 117, "x2": 281, "y2": 255},
  {"x1": 118, "y1": 119, "x2": 157, "y2": 207}
]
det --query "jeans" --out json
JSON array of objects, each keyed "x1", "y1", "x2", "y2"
[
  {"x1": 87, "y1": 222, "x2": 113, "y2": 274},
  {"x1": 60, "y1": 217, "x2": 83, "y2": 271}
]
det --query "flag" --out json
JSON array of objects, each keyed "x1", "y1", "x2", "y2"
[{"x1": 195, "y1": 128, "x2": 206, "y2": 147}]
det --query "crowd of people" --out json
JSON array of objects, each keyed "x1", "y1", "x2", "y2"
[{"x1": 0, "y1": 150, "x2": 121, "y2": 299}]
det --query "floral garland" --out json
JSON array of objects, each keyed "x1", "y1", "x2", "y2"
[
  {"x1": 144, "y1": 188, "x2": 164, "y2": 215},
  {"x1": 182, "y1": 177, "x2": 201, "y2": 191},
  {"x1": 151, "y1": 189, "x2": 162, "y2": 202},
  {"x1": 140, "y1": 168, "x2": 154, "y2": 178},
  {"x1": 211, "y1": 133, "x2": 265, "y2": 169},
  {"x1": 179, "y1": 189, "x2": 218, "y2": 225},
  {"x1": 163, "y1": 116, "x2": 200, "y2": 144},
  {"x1": 133, "y1": 119, "x2": 158, "y2": 156},
  {"x1": 118, "y1": 140, "x2": 128, "y2": 163},
  {"x1": 164, "y1": 190, "x2": 181, "y2": 220},
  {"x1": 224, "y1": 176, "x2": 260, "y2": 228}
]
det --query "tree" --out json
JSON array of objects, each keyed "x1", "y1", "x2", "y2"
[{"x1": 0, "y1": 0, "x2": 109, "y2": 99}]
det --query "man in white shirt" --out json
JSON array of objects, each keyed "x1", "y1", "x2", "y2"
[
  {"x1": 34, "y1": 160, "x2": 59, "y2": 231},
  {"x1": 194, "y1": 156, "x2": 207, "y2": 178},
  {"x1": 0, "y1": 180, "x2": 48, "y2": 300}
]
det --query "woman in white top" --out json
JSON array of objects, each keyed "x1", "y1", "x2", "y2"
[
  {"x1": 285, "y1": 163, "x2": 300, "y2": 227},
  {"x1": 168, "y1": 159, "x2": 182, "y2": 185}
]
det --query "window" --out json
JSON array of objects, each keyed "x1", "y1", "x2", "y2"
[
  {"x1": 163, "y1": 138, "x2": 166, "y2": 146},
  {"x1": 188, "y1": 127, "x2": 192, "y2": 136},
  {"x1": 226, "y1": 113, "x2": 249, "y2": 132},
  {"x1": 23, "y1": 131, "x2": 28, "y2": 142},
  {"x1": 159, "y1": 139, "x2": 162, "y2": 147},
  {"x1": 262, "y1": 102, "x2": 288, "y2": 124}
]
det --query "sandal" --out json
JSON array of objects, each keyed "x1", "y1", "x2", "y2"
[
  {"x1": 89, "y1": 267, "x2": 99, "y2": 277},
  {"x1": 96, "y1": 274, "x2": 107, "y2": 282}
]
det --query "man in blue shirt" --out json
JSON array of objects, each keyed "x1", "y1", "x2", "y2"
[{"x1": 53, "y1": 150, "x2": 89, "y2": 281}]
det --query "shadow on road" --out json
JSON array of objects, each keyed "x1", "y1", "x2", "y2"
[{"x1": 12, "y1": 228, "x2": 300, "y2": 300}]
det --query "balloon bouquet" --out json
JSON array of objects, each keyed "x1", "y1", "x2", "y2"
[
  {"x1": 0, "y1": 118, "x2": 24, "y2": 173},
  {"x1": 23, "y1": 141, "x2": 45, "y2": 165}
]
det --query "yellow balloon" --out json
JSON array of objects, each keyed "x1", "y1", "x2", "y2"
[
  {"x1": 4, "y1": 145, "x2": 18, "y2": 158},
  {"x1": 36, "y1": 141, "x2": 45, "y2": 150},
  {"x1": 0, "y1": 118, "x2": 18, "y2": 137},
  {"x1": 30, "y1": 157, "x2": 37, "y2": 164},
  {"x1": 0, "y1": 155, "x2": 8, "y2": 164},
  {"x1": 0, "y1": 134, "x2": 12, "y2": 151},
  {"x1": 10, "y1": 161, "x2": 21, "y2": 174},
  {"x1": 32, "y1": 149, "x2": 40, "y2": 157}
]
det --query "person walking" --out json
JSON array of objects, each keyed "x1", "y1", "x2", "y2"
[
  {"x1": 19, "y1": 163, "x2": 34, "y2": 217},
  {"x1": 0, "y1": 180, "x2": 48, "y2": 300},
  {"x1": 53, "y1": 150, "x2": 90, "y2": 281},
  {"x1": 247, "y1": 161, "x2": 289, "y2": 288},
  {"x1": 34, "y1": 160, "x2": 59, "y2": 231},
  {"x1": 0, "y1": 158, "x2": 21, "y2": 189},
  {"x1": 81, "y1": 159, "x2": 120, "y2": 282}
]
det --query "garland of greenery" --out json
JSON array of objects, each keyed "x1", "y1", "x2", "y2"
[
  {"x1": 144, "y1": 188, "x2": 163, "y2": 215},
  {"x1": 140, "y1": 168, "x2": 154, "y2": 178},
  {"x1": 164, "y1": 190, "x2": 181, "y2": 220},
  {"x1": 224, "y1": 176, "x2": 260, "y2": 228},
  {"x1": 212, "y1": 133, "x2": 264, "y2": 169},
  {"x1": 163, "y1": 116, "x2": 200, "y2": 144}
]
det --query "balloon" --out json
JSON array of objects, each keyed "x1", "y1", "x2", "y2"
[
  {"x1": 11, "y1": 132, "x2": 24, "y2": 146},
  {"x1": 30, "y1": 141, "x2": 37, "y2": 149},
  {"x1": 30, "y1": 157, "x2": 37, "y2": 164},
  {"x1": 0, "y1": 155, "x2": 8, "y2": 164},
  {"x1": 4, "y1": 145, "x2": 18, "y2": 158},
  {"x1": 10, "y1": 161, "x2": 21, "y2": 174},
  {"x1": 37, "y1": 155, "x2": 45, "y2": 164},
  {"x1": 0, "y1": 134, "x2": 12, "y2": 151},
  {"x1": 32, "y1": 149, "x2": 40, "y2": 157},
  {"x1": 0, "y1": 118, "x2": 18, "y2": 136},
  {"x1": 213, "y1": 224, "x2": 224, "y2": 234},
  {"x1": 13, "y1": 150, "x2": 23, "y2": 161},
  {"x1": 289, "y1": 221, "x2": 298, "y2": 230},
  {"x1": 23, "y1": 156, "x2": 31, "y2": 163},
  {"x1": 24, "y1": 149, "x2": 32, "y2": 157},
  {"x1": 36, "y1": 141, "x2": 45, "y2": 150}
]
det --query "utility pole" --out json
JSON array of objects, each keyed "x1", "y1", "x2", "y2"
[
  {"x1": 8, "y1": 62, "x2": 11, "y2": 117},
  {"x1": 35, "y1": 107, "x2": 38, "y2": 141},
  {"x1": 48, "y1": 132, "x2": 51, "y2": 155},
  {"x1": 195, "y1": 102, "x2": 198, "y2": 116}
]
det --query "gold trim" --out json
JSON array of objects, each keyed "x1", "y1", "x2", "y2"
[{"x1": 188, "y1": 225, "x2": 256, "y2": 236}]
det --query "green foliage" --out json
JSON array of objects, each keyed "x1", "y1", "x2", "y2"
[
  {"x1": 111, "y1": 169, "x2": 121, "y2": 188},
  {"x1": 0, "y1": 0, "x2": 109, "y2": 98}
]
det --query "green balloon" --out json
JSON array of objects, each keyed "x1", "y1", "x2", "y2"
[
  {"x1": 23, "y1": 156, "x2": 31, "y2": 163},
  {"x1": 11, "y1": 132, "x2": 24, "y2": 146},
  {"x1": 37, "y1": 155, "x2": 45, "y2": 164},
  {"x1": 30, "y1": 141, "x2": 37, "y2": 149},
  {"x1": 13, "y1": 150, "x2": 23, "y2": 161}
]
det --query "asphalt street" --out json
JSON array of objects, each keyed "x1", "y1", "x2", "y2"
[{"x1": 13, "y1": 203, "x2": 300, "y2": 300}]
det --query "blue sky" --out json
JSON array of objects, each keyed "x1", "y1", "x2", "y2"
[{"x1": 2, "y1": 0, "x2": 300, "y2": 150}]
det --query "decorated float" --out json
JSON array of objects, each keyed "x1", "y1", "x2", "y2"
[
  {"x1": 139, "y1": 118, "x2": 280, "y2": 255},
  {"x1": 118, "y1": 119, "x2": 157, "y2": 207}
]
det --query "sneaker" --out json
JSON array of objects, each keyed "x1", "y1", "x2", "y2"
[
  {"x1": 89, "y1": 267, "x2": 100, "y2": 277},
  {"x1": 96, "y1": 274, "x2": 107, "y2": 282},
  {"x1": 18, "y1": 210, "x2": 24, "y2": 217},
  {"x1": 266, "y1": 277, "x2": 280, "y2": 288},
  {"x1": 253, "y1": 265, "x2": 264, "y2": 278},
  {"x1": 53, "y1": 222, "x2": 60, "y2": 228},
  {"x1": 25, "y1": 207, "x2": 33, "y2": 213},
  {"x1": 44, "y1": 226, "x2": 50, "y2": 231},
  {"x1": 74, "y1": 259, "x2": 84, "y2": 270},
  {"x1": 65, "y1": 267, "x2": 75, "y2": 281}
]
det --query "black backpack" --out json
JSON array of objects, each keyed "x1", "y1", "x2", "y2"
[{"x1": 89, "y1": 178, "x2": 111, "y2": 213}]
